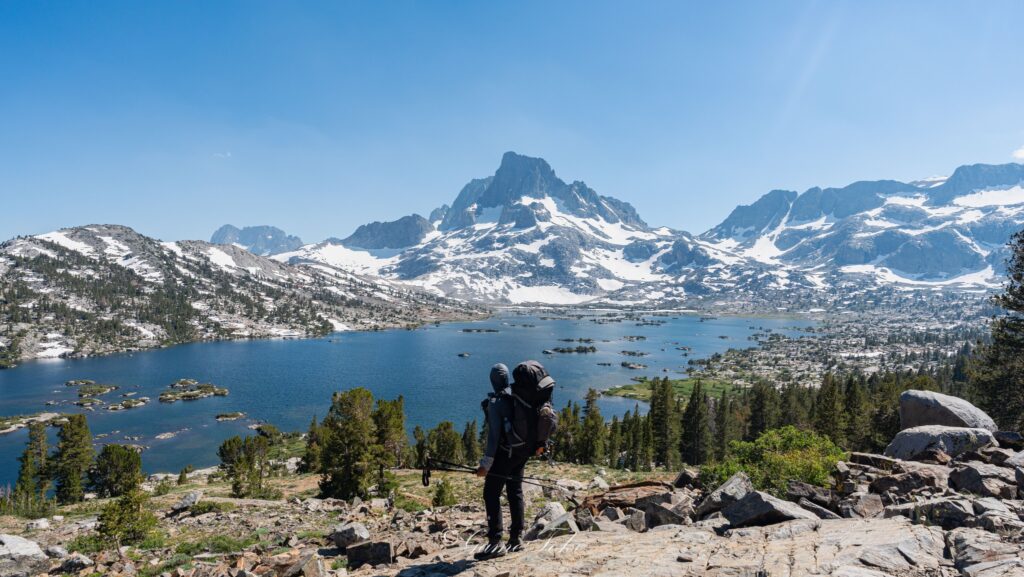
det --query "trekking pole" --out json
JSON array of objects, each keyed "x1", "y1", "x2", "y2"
[{"x1": 423, "y1": 457, "x2": 581, "y2": 508}]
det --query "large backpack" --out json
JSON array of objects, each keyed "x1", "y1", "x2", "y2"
[{"x1": 503, "y1": 361, "x2": 559, "y2": 458}]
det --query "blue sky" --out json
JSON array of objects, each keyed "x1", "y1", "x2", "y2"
[{"x1": 2, "y1": 1, "x2": 1024, "y2": 243}]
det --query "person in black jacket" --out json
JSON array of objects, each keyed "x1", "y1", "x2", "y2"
[{"x1": 474, "y1": 363, "x2": 529, "y2": 559}]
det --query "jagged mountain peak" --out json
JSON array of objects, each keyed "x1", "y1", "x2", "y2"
[
  {"x1": 440, "y1": 152, "x2": 645, "y2": 232},
  {"x1": 211, "y1": 224, "x2": 304, "y2": 256}
]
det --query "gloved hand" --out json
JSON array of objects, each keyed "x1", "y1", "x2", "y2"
[{"x1": 475, "y1": 466, "x2": 488, "y2": 477}]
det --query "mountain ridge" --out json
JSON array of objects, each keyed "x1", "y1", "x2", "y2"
[{"x1": 276, "y1": 152, "x2": 1024, "y2": 304}]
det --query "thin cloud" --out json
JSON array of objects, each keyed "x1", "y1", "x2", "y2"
[
  {"x1": 213, "y1": 151, "x2": 232, "y2": 159},
  {"x1": 1013, "y1": 146, "x2": 1024, "y2": 161}
]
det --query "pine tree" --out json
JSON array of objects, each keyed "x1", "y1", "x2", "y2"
[
  {"x1": 747, "y1": 381, "x2": 780, "y2": 440},
  {"x1": 299, "y1": 416, "x2": 325, "y2": 474},
  {"x1": 812, "y1": 374, "x2": 847, "y2": 447},
  {"x1": 843, "y1": 376, "x2": 872, "y2": 451},
  {"x1": 971, "y1": 229, "x2": 1024, "y2": 430},
  {"x1": 778, "y1": 383, "x2": 811, "y2": 428},
  {"x1": 320, "y1": 387, "x2": 377, "y2": 500},
  {"x1": 680, "y1": 380, "x2": 712, "y2": 465},
  {"x1": 427, "y1": 421, "x2": 464, "y2": 465},
  {"x1": 578, "y1": 389, "x2": 607, "y2": 465},
  {"x1": 462, "y1": 420, "x2": 482, "y2": 466},
  {"x1": 648, "y1": 378, "x2": 680, "y2": 468},
  {"x1": 606, "y1": 415, "x2": 622, "y2": 469},
  {"x1": 412, "y1": 426, "x2": 428, "y2": 468},
  {"x1": 372, "y1": 396, "x2": 407, "y2": 467},
  {"x1": 53, "y1": 414, "x2": 94, "y2": 505},
  {"x1": 89, "y1": 444, "x2": 143, "y2": 498},
  {"x1": 14, "y1": 422, "x2": 48, "y2": 500},
  {"x1": 713, "y1": 391, "x2": 735, "y2": 461}
]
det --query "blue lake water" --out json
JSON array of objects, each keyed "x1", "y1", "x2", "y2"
[{"x1": 0, "y1": 312, "x2": 813, "y2": 486}]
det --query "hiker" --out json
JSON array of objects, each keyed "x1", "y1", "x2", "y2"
[{"x1": 474, "y1": 361, "x2": 557, "y2": 559}]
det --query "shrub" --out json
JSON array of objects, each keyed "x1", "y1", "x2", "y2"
[
  {"x1": 431, "y1": 479, "x2": 457, "y2": 508},
  {"x1": 700, "y1": 426, "x2": 846, "y2": 496},
  {"x1": 153, "y1": 479, "x2": 174, "y2": 496},
  {"x1": 189, "y1": 501, "x2": 235, "y2": 516},
  {"x1": 97, "y1": 490, "x2": 159, "y2": 546},
  {"x1": 0, "y1": 485, "x2": 57, "y2": 519}
]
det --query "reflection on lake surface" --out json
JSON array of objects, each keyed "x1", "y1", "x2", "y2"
[{"x1": 0, "y1": 312, "x2": 813, "y2": 485}]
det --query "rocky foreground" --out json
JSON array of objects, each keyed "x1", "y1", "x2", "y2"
[{"x1": 3, "y1": 389, "x2": 1024, "y2": 577}]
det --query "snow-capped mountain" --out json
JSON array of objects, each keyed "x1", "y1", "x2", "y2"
[
  {"x1": 210, "y1": 224, "x2": 304, "y2": 256},
  {"x1": 276, "y1": 152, "x2": 773, "y2": 304},
  {"x1": 702, "y1": 163, "x2": 1024, "y2": 288},
  {"x1": 0, "y1": 225, "x2": 477, "y2": 364},
  {"x1": 276, "y1": 153, "x2": 1024, "y2": 305}
]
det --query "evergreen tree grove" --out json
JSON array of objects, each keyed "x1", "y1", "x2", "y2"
[{"x1": 320, "y1": 387, "x2": 377, "y2": 500}]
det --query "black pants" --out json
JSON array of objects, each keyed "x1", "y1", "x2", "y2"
[{"x1": 483, "y1": 452, "x2": 529, "y2": 542}]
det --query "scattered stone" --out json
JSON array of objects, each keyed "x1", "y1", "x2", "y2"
[
  {"x1": 848, "y1": 452, "x2": 899, "y2": 471},
  {"x1": 589, "y1": 476, "x2": 609, "y2": 491},
  {"x1": 898, "y1": 389, "x2": 998, "y2": 431},
  {"x1": 694, "y1": 471, "x2": 753, "y2": 517},
  {"x1": 536, "y1": 512, "x2": 579, "y2": 539},
  {"x1": 330, "y1": 522, "x2": 370, "y2": 549},
  {"x1": 599, "y1": 506, "x2": 623, "y2": 521},
  {"x1": 722, "y1": 491, "x2": 818, "y2": 528},
  {"x1": 23, "y1": 518, "x2": 49, "y2": 531},
  {"x1": 883, "y1": 425, "x2": 998, "y2": 461}
]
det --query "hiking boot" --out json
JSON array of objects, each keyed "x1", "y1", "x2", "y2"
[
  {"x1": 473, "y1": 541, "x2": 507, "y2": 560},
  {"x1": 506, "y1": 538, "x2": 523, "y2": 553}
]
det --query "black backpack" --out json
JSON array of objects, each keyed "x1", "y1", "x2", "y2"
[{"x1": 503, "y1": 361, "x2": 559, "y2": 458}]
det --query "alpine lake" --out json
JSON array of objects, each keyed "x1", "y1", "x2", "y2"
[{"x1": 0, "y1": 311, "x2": 814, "y2": 486}]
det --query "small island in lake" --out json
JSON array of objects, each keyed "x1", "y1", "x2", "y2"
[{"x1": 159, "y1": 379, "x2": 229, "y2": 403}]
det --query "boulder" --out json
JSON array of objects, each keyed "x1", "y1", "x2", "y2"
[
  {"x1": 993, "y1": 431, "x2": 1024, "y2": 451},
  {"x1": 722, "y1": 491, "x2": 818, "y2": 528},
  {"x1": 172, "y1": 491, "x2": 202, "y2": 512},
  {"x1": 786, "y1": 480, "x2": 837, "y2": 509},
  {"x1": 869, "y1": 469, "x2": 943, "y2": 495},
  {"x1": 59, "y1": 553, "x2": 94, "y2": 573},
  {"x1": 898, "y1": 389, "x2": 997, "y2": 431},
  {"x1": 883, "y1": 497, "x2": 975, "y2": 530},
  {"x1": 672, "y1": 467, "x2": 700, "y2": 489},
  {"x1": 0, "y1": 534, "x2": 50, "y2": 577},
  {"x1": 598, "y1": 506, "x2": 623, "y2": 522},
  {"x1": 589, "y1": 476, "x2": 610, "y2": 491},
  {"x1": 694, "y1": 472, "x2": 753, "y2": 517},
  {"x1": 623, "y1": 508, "x2": 646, "y2": 532},
  {"x1": 946, "y1": 527, "x2": 1023, "y2": 571},
  {"x1": 1017, "y1": 467, "x2": 1024, "y2": 499},
  {"x1": 330, "y1": 522, "x2": 370, "y2": 549},
  {"x1": 949, "y1": 462, "x2": 1018, "y2": 499},
  {"x1": 536, "y1": 512, "x2": 579, "y2": 539},
  {"x1": 838, "y1": 493, "x2": 883, "y2": 518},
  {"x1": 345, "y1": 541, "x2": 392, "y2": 568},
  {"x1": 798, "y1": 498, "x2": 841, "y2": 520},
  {"x1": 44, "y1": 546, "x2": 67, "y2": 559},
  {"x1": 1004, "y1": 450, "x2": 1024, "y2": 469},
  {"x1": 847, "y1": 452, "x2": 898, "y2": 471},
  {"x1": 883, "y1": 425, "x2": 997, "y2": 461}
]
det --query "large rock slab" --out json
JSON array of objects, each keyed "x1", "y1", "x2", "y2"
[
  {"x1": 694, "y1": 471, "x2": 753, "y2": 517},
  {"x1": 473, "y1": 517, "x2": 972, "y2": 577},
  {"x1": 722, "y1": 491, "x2": 818, "y2": 528},
  {"x1": 884, "y1": 425, "x2": 997, "y2": 461},
  {"x1": 898, "y1": 390, "x2": 997, "y2": 431},
  {"x1": 0, "y1": 534, "x2": 50, "y2": 577}
]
